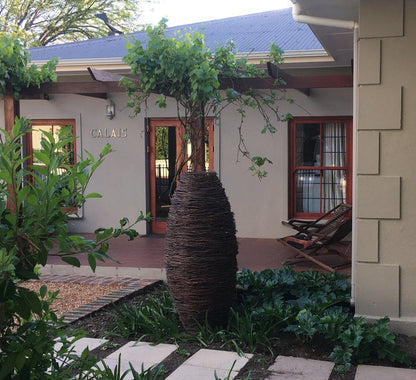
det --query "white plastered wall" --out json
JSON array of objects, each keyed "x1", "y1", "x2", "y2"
[{"x1": 1, "y1": 86, "x2": 352, "y2": 238}]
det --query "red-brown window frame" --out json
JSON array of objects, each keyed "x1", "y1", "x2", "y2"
[
  {"x1": 288, "y1": 116, "x2": 352, "y2": 219},
  {"x1": 26, "y1": 119, "x2": 77, "y2": 168}
]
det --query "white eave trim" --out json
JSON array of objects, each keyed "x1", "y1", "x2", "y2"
[{"x1": 31, "y1": 49, "x2": 333, "y2": 73}]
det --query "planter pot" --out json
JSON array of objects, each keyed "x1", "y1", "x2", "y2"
[{"x1": 166, "y1": 171, "x2": 238, "y2": 329}]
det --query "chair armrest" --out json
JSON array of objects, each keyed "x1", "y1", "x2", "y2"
[
  {"x1": 282, "y1": 219, "x2": 318, "y2": 234},
  {"x1": 282, "y1": 219, "x2": 312, "y2": 227}
]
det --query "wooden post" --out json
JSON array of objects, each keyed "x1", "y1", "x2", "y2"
[
  {"x1": 4, "y1": 89, "x2": 20, "y2": 136},
  {"x1": 3, "y1": 89, "x2": 20, "y2": 212}
]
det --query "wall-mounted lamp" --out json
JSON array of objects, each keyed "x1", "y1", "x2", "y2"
[{"x1": 106, "y1": 99, "x2": 115, "y2": 120}]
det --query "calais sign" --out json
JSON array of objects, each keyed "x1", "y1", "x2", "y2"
[{"x1": 90, "y1": 128, "x2": 127, "y2": 138}]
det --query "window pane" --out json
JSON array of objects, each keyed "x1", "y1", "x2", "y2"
[
  {"x1": 53, "y1": 125, "x2": 75, "y2": 165},
  {"x1": 32, "y1": 123, "x2": 75, "y2": 166},
  {"x1": 322, "y1": 170, "x2": 346, "y2": 212},
  {"x1": 32, "y1": 126, "x2": 52, "y2": 165},
  {"x1": 296, "y1": 123, "x2": 320, "y2": 167},
  {"x1": 155, "y1": 126, "x2": 176, "y2": 221},
  {"x1": 322, "y1": 123, "x2": 346, "y2": 167},
  {"x1": 296, "y1": 169, "x2": 347, "y2": 214},
  {"x1": 296, "y1": 169, "x2": 321, "y2": 213}
]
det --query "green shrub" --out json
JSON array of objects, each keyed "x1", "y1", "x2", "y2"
[
  {"x1": 237, "y1": 268, "x2": 410, "y2": 372},
  {"x1": 107, "y1": 263, "x2": 410, "y2": 373},
  {"x1": 0, "y1": 119, "x2": 148, "y2": 378},
  {"x1": 108, "y1": 289, "x2": 181, "y2": 343}
]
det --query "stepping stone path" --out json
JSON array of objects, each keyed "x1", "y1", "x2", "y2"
[
  {"x1": 58, "y1": 337, "x2": 416, "y2": 379},
  {"x1": 100, "y1": 342, "x2": 177, "y2": 375},
  {"x1": 166, "y1": 349, "x2": 252, "y2": 380},
  {"x1": 266, "y1": 356, "x2": 334, "y2": 380}
]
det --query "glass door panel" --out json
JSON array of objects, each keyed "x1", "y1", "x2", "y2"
[{"x1": 148, "y1": 118, "x2": 214, "y2": 234}]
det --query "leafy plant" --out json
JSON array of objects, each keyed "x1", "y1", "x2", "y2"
[
  {"x1": 224, "y1": 309, "x2": 278, "y2": 355},
  {"x1": 128, "y1": 363, "x2": 166, "y2": 380},
  {"x1": 108, "y1": 289, "x2": 182, "y2": 343},
  {"x1": 123, "y1": 20, "x2": 293, "y2": 178},
  {"x1": 214, "y1": 360, "x2": 236, "y2": 380},
  {"x1": 237, "y1": 268, "x2": 410, "y2": 372},
  {"x1": 194, "y1": 315, "x2": 227, "y2": 347},
  {"x1": 0, "y1": 35, "x2": 57, "y2": 98},
  {"x1": 91, "y1": 355, "x2": 166, "y2": 380},
  {"x1": 0, "y1": 119, "x2": 148, "y2": 378},
  {"x1": 107, "y1": 268, "x2": 411, "y2": 374}
]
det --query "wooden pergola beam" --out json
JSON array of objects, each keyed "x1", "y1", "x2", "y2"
[
  {"x1": 219, "y1": 75, "x2": 352, "y2": 91},
  {"x1": 21, "y1": 74, "x2": 351, "y2": 97},
  {"x1": 19, "y1": 64, "x2": 352, "y2": 99}
]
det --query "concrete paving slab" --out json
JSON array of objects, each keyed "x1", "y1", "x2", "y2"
[
  {"x1": 355, "y1": 364, "x2": 416, "y2": 380},
  {"x1": 52, "y1": 337, "x2": 108, "y2": 370},
  {"x1": 184, "y1": 348, "x2": 252, "y2": 371},
  {"x1": 167, "y1": 364, "x2": 237, "y2": 380},
  {"x1": 166, "y1": 348, "x2": 252, "y2": 380},
  {"x1": 267, "y1": 356, "x2": 334, "y2": 380},
  {"x1": 105, "y1": 341, "x2": 176, "y2": 364},
  {"x1": 54, "y1": 337, "x2": 108, "y2": 356},
  {"x1": 70, "y1": 337, "x2": 108, "y2": 355},
  {"x1": 98, "y1": 342, "x2": 176, "y2": 379}
]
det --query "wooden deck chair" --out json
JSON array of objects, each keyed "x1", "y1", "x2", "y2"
[
  {"x1": 279, "y1": 204, "x2": 352, "y2": 272},
  {"x1": 282, "y1": 203, "x2": 352, "y2": 235}
]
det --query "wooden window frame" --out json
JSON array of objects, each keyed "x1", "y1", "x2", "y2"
[
  {"x1": 26, "y1": 119, "x2": 78, "y2": 216},
  {"x1": 288, "y1": 116, "x2": 352, "y2": 219},
  {"x1": 26, "y1": 119, "x2": 77, "y2": 168}
]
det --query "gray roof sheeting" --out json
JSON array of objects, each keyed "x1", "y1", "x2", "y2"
[{"x1": 29, "y1": 9, "x2": 322, "y2": 61}]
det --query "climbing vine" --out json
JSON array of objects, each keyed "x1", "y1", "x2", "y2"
[{"x1": 123, "y1": 20, "x2": 293, "y2": 178}]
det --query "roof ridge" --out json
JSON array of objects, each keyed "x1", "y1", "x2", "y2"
[{"x1": 164, "y1": 8, "x2": 292, "y2": 29}]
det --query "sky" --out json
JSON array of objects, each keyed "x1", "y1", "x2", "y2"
[{"x1": 140, "y1": 0, "x2": 293, "y2": 26}]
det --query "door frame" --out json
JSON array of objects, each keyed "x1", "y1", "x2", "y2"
[{"x1": 146, "y1": 117, "x2": 214, "y2": 234}]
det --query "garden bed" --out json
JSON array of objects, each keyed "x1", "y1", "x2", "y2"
[{"x1": 62, "y1": 269, "x2": 416, "y2": 380}]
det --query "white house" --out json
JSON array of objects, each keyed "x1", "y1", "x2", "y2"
[{"x1": 13, "y1": 9, "x2": 353, "y2": 240}]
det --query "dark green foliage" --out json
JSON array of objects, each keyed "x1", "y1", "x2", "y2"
[
  {"x1": 237, "y1": 268, "x2": 410, "y2": 373},
  {"x1": 0, "y1": 35, "x2": 57, "y2": 98},
  {"x1": 108, "y1": 289, "x2": 182, "y2": 343},
  {"x1": 89, "y1": 355, "x2": 166, "y2": 380},
  {"x1": 0, "y1": 119, "x2": 149, "y2": 378},
  {"x1": 123, "y1": 20, "x2": 293, "y2": 177},
  {"x1": 109, "y1": 268, "x2": 411, "y2": 373}
]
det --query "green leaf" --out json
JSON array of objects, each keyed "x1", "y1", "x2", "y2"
[
  {"x1": 39, "y1": 284, "x2": 47, "y2": 298},
  {"x1": 16, "y1": 185, "x2": 30, "y2": 208},
  {"x1": 61, "y1": 256, "x2": 81, "y2": 267},
  {"x1": 95, "y1": 227, "x2": 114, "y2": 242},
  {"x1": 17, "y1": 286, "x2": 42, "y2": 315},
  {"x1": 88, "y1": 254, "x2": 97, "y2": 272},
  {"x1": 85, "y1": 192, "x2": 102, "y2": 199}
]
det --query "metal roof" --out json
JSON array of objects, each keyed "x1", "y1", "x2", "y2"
[{"x1": 28, "y1": 9, "x2": 323, "y2": 61}]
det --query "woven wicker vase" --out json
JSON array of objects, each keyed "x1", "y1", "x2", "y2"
[{"x1": 166, "y1": 171, "x2": 238, "y2": 329}]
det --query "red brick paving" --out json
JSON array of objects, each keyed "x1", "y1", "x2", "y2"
[{"x1": 46, "y1": 234, "x2": 351, "y2": 275}]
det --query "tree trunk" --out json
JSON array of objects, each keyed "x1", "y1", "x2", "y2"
[{"x1": 189, "y1": 103, "x2": 206, "y2": 172}]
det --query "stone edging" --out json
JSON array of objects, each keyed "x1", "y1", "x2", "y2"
[{"x1": 63, "y1": 279, "x2": 159, "y2": 323}]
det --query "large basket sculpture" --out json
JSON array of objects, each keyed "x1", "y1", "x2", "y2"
[{"x1": 166, "y1": 171, "x2": 238, "y2": 329}]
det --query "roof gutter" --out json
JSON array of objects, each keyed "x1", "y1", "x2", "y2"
[{"x1": 292, "y1": 3, "x2": 358, "y2": 30}]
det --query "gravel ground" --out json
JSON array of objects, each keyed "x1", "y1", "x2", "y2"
[{"x1": 20, "y1": 281, "x2": 123, "y2": 317}]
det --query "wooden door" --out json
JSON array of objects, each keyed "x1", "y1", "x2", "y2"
[{"x1": 148, "y1": 118, "x2": 214, "y2": 234}]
